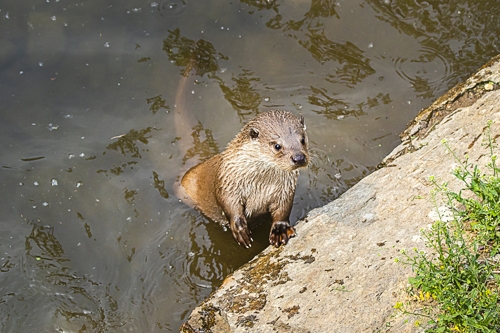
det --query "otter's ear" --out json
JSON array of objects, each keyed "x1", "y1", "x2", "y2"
[
  {"x1": 249, "y1": 127, "x2": 259, "y2": 139},
  {"x1": 299, "y1": 114, "x2": 306, "y2": 130}
]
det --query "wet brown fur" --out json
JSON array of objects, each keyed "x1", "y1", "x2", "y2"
[{"x1": 176, "y1": 110, "x2": 309, "y2": 248}]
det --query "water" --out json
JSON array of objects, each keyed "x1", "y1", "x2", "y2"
[{"x1": 1, "y1": 0, "x2": 499, "y2": 331}]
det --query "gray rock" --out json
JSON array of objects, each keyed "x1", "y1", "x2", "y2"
[{"x1": 181, "y1": 54, "x2": 500, "y2": 333}]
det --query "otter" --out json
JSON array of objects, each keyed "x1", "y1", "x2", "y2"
[{"x1": 176, "y1": 110, "x2": 309, "y2": 248}]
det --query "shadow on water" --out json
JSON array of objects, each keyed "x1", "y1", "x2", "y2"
[{"x1": 1, "y1": 0, "x2": 500, "y2": 331}]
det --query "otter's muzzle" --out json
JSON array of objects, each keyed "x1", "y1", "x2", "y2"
[{"x1": 291, "y1": 153, "x2": 307, "y2": 167}]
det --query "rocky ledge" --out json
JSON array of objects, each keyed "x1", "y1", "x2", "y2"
[{"x1": 181, "y1": 54, "x2": 500, "y2": 333}]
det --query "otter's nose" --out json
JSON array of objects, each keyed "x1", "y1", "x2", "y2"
[{"x1": 291, "y1": 153, "x2": 307, "y2": 166}]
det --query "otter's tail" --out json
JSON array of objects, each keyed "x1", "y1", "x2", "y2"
[{"x1": 173, "y1": 63, "x2": 198, "y2": 159}]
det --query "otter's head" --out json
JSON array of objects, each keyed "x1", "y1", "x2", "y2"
[{"x1": 244, "y1": 110, "x2": 309, "y2": 172}]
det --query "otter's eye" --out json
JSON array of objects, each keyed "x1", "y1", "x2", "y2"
[
  {"x1": 274, "y1": 143, "x2": 282, "y2": 151},
  {"x1": 301, "y1": 136, "x2": 306, "y2": 145}
]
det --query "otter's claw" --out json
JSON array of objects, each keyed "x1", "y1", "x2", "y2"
[
  {"x1": 269, "y1": 221, "x2": 296, "y2": 247},
  {"x1": 231, "y1": 216, "x2": 252, "y2": 248}
]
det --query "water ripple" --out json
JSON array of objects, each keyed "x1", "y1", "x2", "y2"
[
  {"x1": 392, "y1": 45, "x2": 453, "y2": 98},
  {"x1": 157, "y1": 0, "x2": 187, "y2": 17}
]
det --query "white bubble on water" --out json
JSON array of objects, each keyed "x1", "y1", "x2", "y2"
[
  {"x1": 47, "y1": 123, "x2": 59, "y2": 131},
  {"x1": 51, "y1": 178, "x2": 58, "y2": 186}
]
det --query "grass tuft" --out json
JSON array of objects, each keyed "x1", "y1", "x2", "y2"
[{"x1": 396, "y1": 121, "x2": 500, "y2": 332}]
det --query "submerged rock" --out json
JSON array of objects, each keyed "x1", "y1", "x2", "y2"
[{"x1": 181, "y1": 54, "x2": 500, "y2": 333}]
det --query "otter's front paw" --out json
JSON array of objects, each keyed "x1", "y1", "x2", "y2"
[
  {"x1": 269, "y1": 221, "x2": 296, "y2": 247},
  {"x1": 231, "y1": 216, "x2": 253, "y2": 248}
]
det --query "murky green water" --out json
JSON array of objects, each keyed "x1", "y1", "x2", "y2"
[{"x1": 1, "y1": 0, "x2": 499, "y2": 331}]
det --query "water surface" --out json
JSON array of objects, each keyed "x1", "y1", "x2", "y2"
[{"x1": 1, "y1": 0, "x2": 499, "y2": 331}]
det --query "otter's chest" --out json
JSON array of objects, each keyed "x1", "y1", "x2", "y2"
[
  {"x1": 217, "y1": 150, "x2": 299, "y2": 218},
  {"x1": 240, "y1": 172, "x2": 297, "y2": 217}
]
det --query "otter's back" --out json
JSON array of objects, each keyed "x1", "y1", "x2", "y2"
[{"x1": 178, "y1": 154, "x2": 225, "y2": 223}]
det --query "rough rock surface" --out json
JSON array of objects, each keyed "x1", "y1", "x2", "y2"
[{"x1": 181, "y1": 54, "x2": 500, "y2": 333}]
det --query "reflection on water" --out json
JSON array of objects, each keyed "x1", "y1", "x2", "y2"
[
  {"x1": 1, "y1": 0, "x2": 499, "y2": 331},
  {"x1": 106, "y1": 127, "x2": 156, "y2": 159},
  {"x1": 163, "y1": 28, "x2": 225, "y2": 77},
  {"x1": 182, "y1": 122, "x2": 220, "y2": 164},
  {"x1": 214, "y1": 69, "x2": 263, "y2": 118},
  {"x1": 22, "y1": 224, "x2": 124, "y2": 331}
]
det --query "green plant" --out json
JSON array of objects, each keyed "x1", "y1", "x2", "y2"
[
  {"x1": 397, "y1": 121, "x2": 500, "y2": 332},
  {"x1": 445, "y1": 129, "x2": 500, "y2": 256}
]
